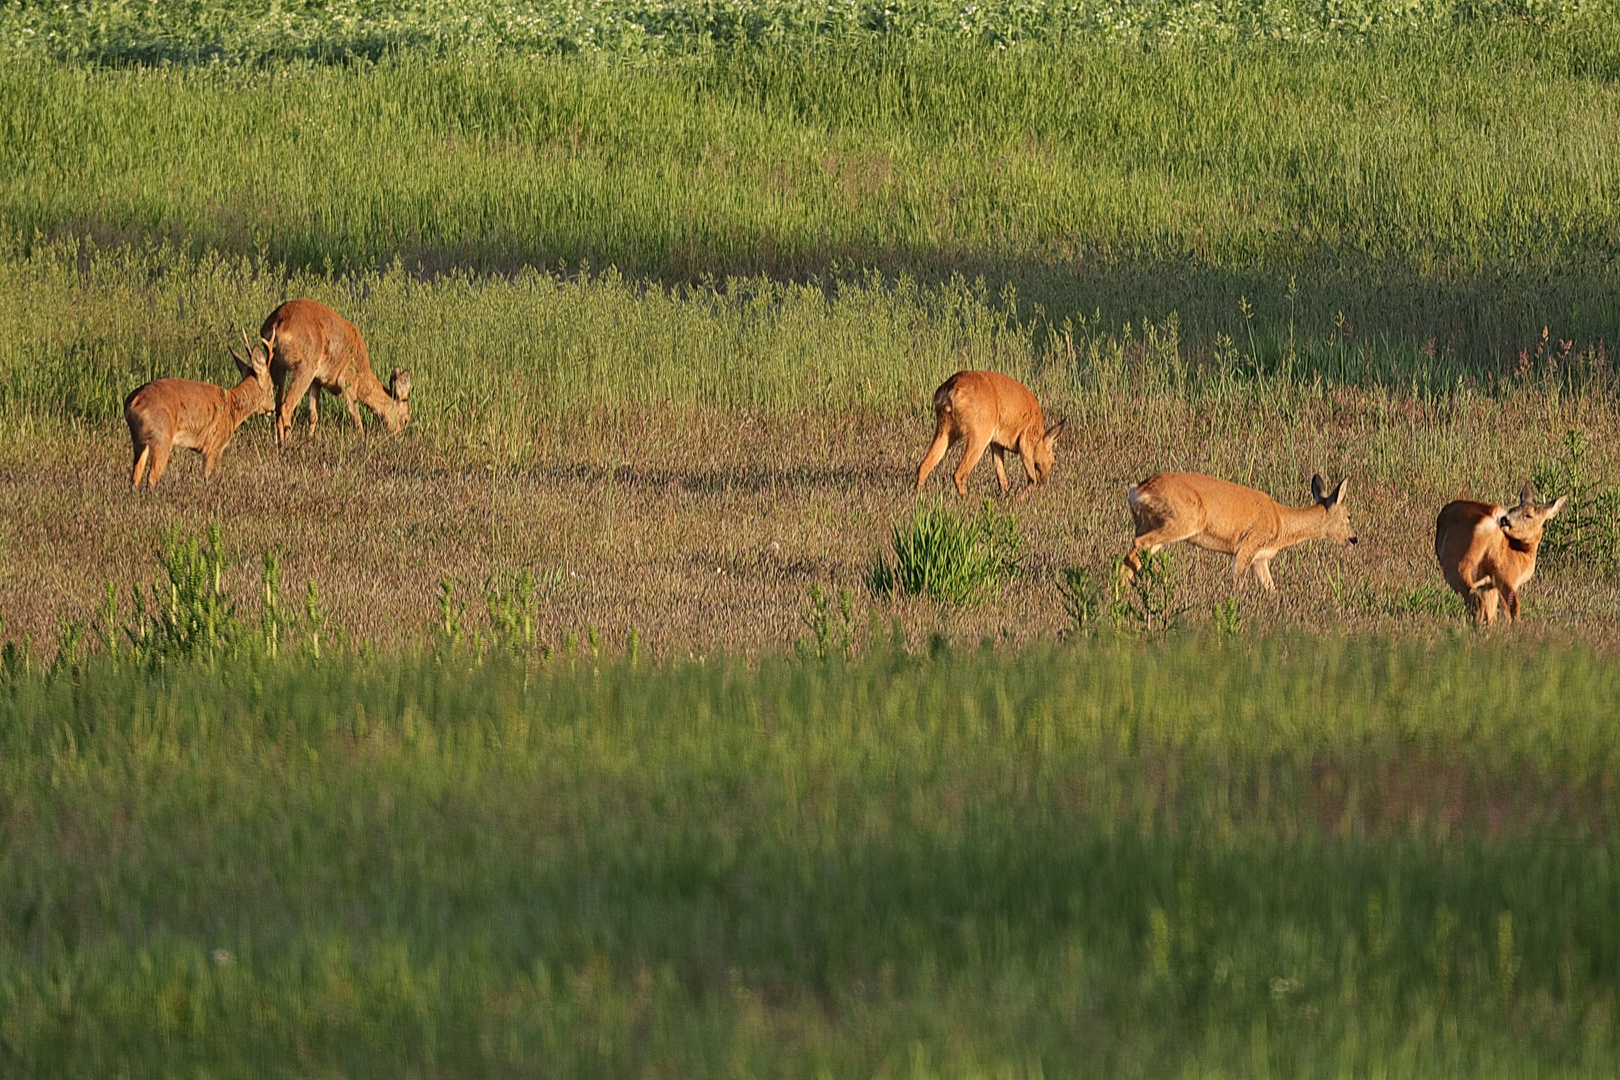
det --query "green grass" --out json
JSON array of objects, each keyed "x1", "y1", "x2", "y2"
[
  {"x1": 1, "y1": 635, "x2": 1617, "y2": 1076},
  {"x1": 1, "y1": 233, "x2": 1615, "y2": 440},
  {"x1": 867, "y1": 498, "x2": 1024, "y2": 605},
  {"x1": 2, "y1": 32, "x2": 1619, "y2": 371}
]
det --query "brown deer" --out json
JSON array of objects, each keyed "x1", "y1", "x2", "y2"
[
  {"x1": 915, "y1": 371, "x2": 1065, "y2": 498},
  {"x1": 260, "y1": 299, "x2": 411, "y2": 443},
  {"x1": 124, "y1": 340, "x2": 274, "y2": 488},
  {"x1": 1435, "y1": 483, "x2": 1567, "y2": 624},
  {"x1": 1122, "y1": 473, "x2": 1357, "y2": 591}
]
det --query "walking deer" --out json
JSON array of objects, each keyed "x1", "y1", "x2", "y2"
[
  {"x1": 915, "y1": 371, "x2": 1065, "y2": 498},
  {"x1": 260, "y1": 299, "x2": 411, "y2": 443},
  {"x1": 1435, "y1": 483, "x2": 1567, "y2": 624},
  {"x1": 1122, "y1": 472, "x2": 1357, "y2": 591},
  {"x1": 124, "y1": 338, "x2": 274, "y2": 487}
]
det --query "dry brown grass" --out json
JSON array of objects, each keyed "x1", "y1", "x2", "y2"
[{"x1": 6, "y1": 382, "x2": 1618, "y2": 658}]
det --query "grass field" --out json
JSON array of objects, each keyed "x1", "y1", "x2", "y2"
[
  {"x1": 3, "y1": 8, "x2": 1620, "y2": 1075},
  {"x1": 4, "y1": 33, "x2": 1620, "y2": 364},
  {"x1": 3, "y1": 638, "x2": 1618, "y2": 1075}
]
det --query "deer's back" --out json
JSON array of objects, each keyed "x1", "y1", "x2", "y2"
[
  {"x1": 125, "y1": 378, "x2": 227, "y2": 440},
  {"x1": 936, "y1": 371, "x2": 1042, "y2": 441},
  {"x1": 1133, "y1": 472, "x2": 1282, "y2": 545},
  {"x1": 1435, "y1": 500, "x2": 1500, "y2": 566},
  {"x1": 263, "y1": 299, "x2": 366, "y2": 383}
]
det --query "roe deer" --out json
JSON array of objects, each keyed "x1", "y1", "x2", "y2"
[
  {"x1": 1435, "y1": 483, "x2": 1567, "y2": 624},
  {"x1": 260, "y1": 299, "x2": 411, "y2": 444},
  {"x1": 124, "y1": 339, "x2": 274, "y2": 487},
  {"x1": 1123, "y1": 473, "x2": 1357, "y2": 591},
  {"x1": 915, "y1": 371, "x2": 1065, "y2": 498}
]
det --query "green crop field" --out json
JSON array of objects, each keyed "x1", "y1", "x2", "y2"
[{"x1": 1, "y1": 2, "x2": 1619, "y2": 1074}]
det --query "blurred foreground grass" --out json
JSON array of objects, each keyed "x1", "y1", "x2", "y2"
[{"x1": 1, "y1": 635, "x2": 1616, "y2": 1075}]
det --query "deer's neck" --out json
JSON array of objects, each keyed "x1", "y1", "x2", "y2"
[
  {"x1": 354, "y1": 368, "x2": 405, "y2": 425},
  {"x1": 1275, "y1": 502, "x2": 1329, "y2": 548},
  {"x1": 222, "y1": 380, "x2": 262, "y2": 431},
  {"x1": 1506, "y1": 534, "x2": 1537, "y2": 556},
  {"x1": 1501, "y1": 534, "x2": 1541, "y2": 571}
]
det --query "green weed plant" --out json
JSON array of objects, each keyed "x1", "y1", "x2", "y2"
[
  {"x1": 868, "y1": 498, "x2": 1023, "y2": 606},
  {"x1": 1535, "y1": 428, "x2": 1620, "y2": 573}
]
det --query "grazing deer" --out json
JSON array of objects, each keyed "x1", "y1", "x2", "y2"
[
  {"x1": 1122, "y1": 472, "x2": 1357, "y2": 591},
  {"x1": 915, "y1": 371, "x2": 1065, "y2": 498},
  {"x1": 124, "y1": 339, "x2": 274, "y2": 488},
  {"x1": 260, "y1": 299, "x2": 411, "y2": 443},
  {"x1": 1435, "y1": 483, "x2": 1567, "y2": 624}
]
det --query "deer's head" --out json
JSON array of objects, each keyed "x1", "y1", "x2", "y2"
[
  {"x1": 385, "y1": 367, "x2": 412, "y2": 433},
  {"x1": 229, "y1": 328, "x2": 276, "y2": 416},
  {"x1": 1498, "y1": 482, "x2": 1567, "y2": 544},
  {"x1": 1026, "y1": 419, "x2": 1066, "y2": 485},
  {"x1": 1310, "y1": 474, "x2": 1357, "y2": 546}
]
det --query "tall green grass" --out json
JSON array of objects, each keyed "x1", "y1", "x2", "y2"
[
  {"x1": 1, "y1": 635, "x2": 1616, "y2": 1075},
  {"x1": 3, "y1": 35, "x2": 1618, "y2": 365},
  {"x1": 2, "y1": 236, "x2": 1611, "y2": 457}
]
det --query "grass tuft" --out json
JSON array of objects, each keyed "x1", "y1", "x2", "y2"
[{"x1": 868, "y1": 498, "x2": 1023, "y2": 606}]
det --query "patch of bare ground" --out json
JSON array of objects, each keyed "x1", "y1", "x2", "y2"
[{"x1": 2, "y1": 390, "x2": 1618, "y2": 656}]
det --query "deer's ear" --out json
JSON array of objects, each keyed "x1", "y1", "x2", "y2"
[
  {"x1": 1519, "y1": 481, "x2": 1538, "y2": 506},
  {"x1": 1045, "y1": 418, "x2": 1066, "y2": 443},
  {"x1": 391, "y1": 368, "x2": 412, "y2": 401},
  {"x1": 229, "y1": 347, "x2": 252, "y2": 377},
  {"x1": 1329, "y1": 477, "x2": 1350, "y2": 506},
  {"x1": 1544, "y1": 494, "x2": 1568, "y2": 519},
  {"x1": 1311, "y1": 474, "x2": 1327, "y2": 502}
]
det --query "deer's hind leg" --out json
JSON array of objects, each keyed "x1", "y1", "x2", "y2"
[
  {"x1": 131, "y1": 444, "x2": 152, "y2": 488},
  {"x1": 915, "y1": 422, "x2": 956, "y2": 494},
  {"x1": 1122, "y1": 523, "x2": 1198, "y2": 581},
  {"x1": 145, "y1": 441, "x2": 175, "y2": 486}
]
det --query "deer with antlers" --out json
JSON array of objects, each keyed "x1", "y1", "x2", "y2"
[{"x1": 124, "y1": 337, "x2": 275, "y2": 488}]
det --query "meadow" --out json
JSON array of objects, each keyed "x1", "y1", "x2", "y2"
[
  {"x1": 2, "y1": 6, "x2": 1619, "y2": 1075},
  {"x1": 3, "y1": 634, "x2": 1619, "y2": 1076}
]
